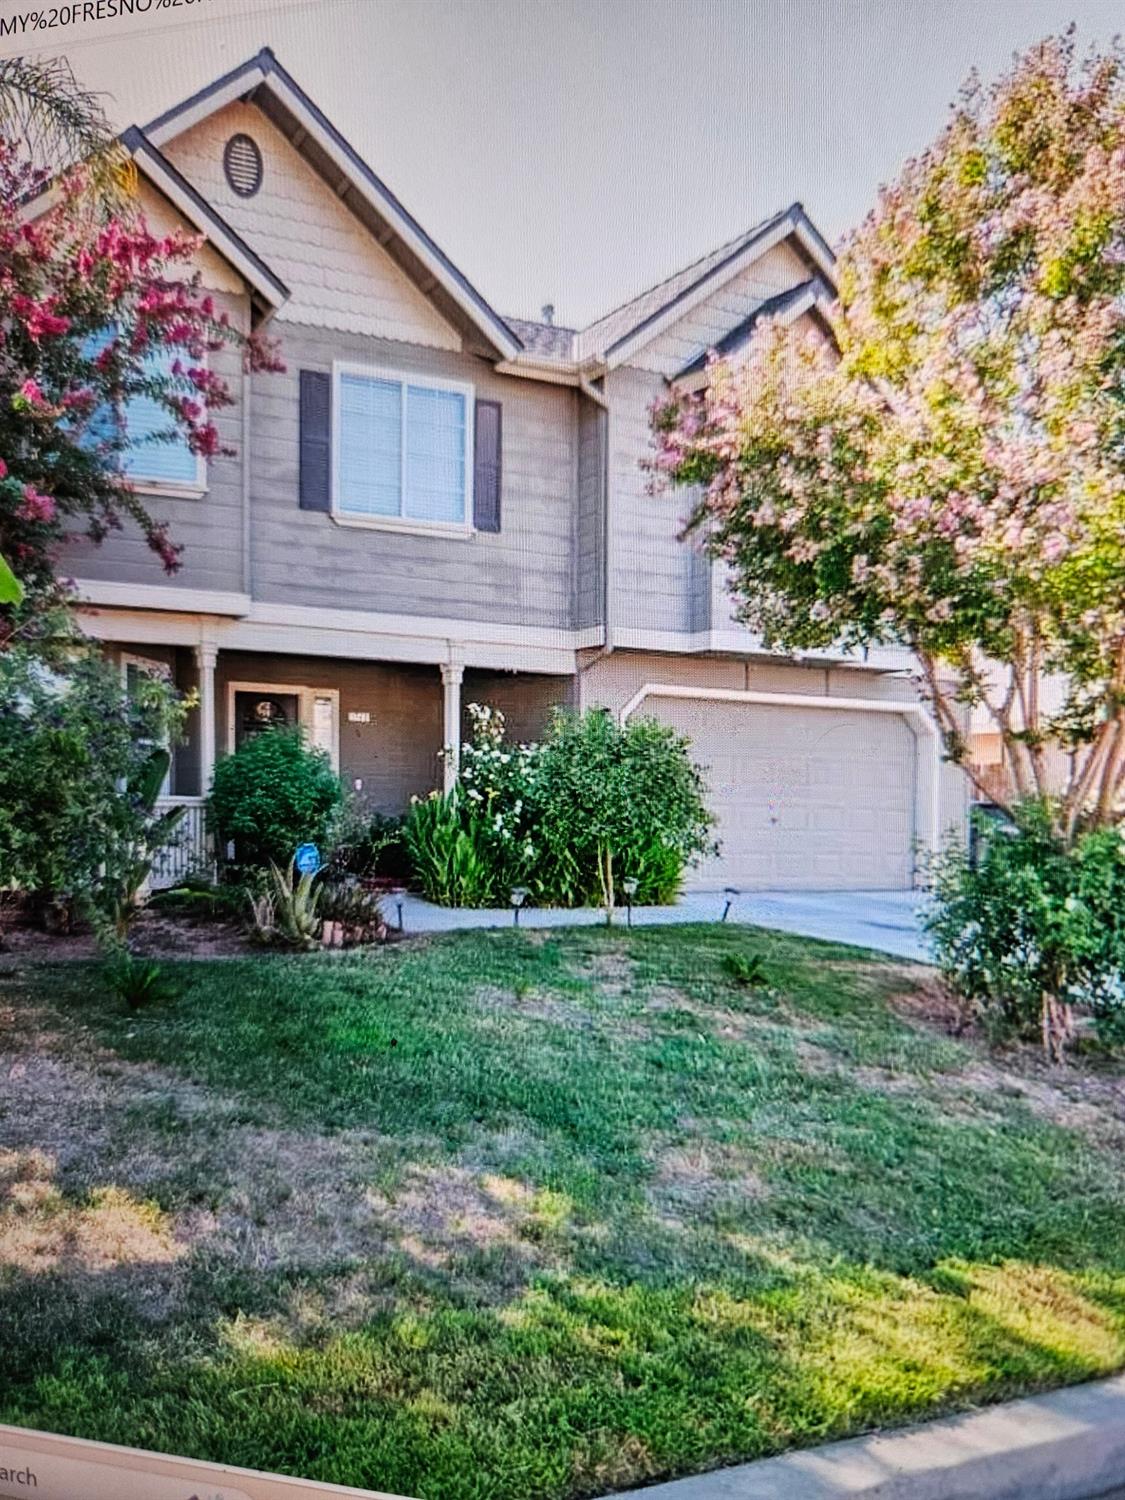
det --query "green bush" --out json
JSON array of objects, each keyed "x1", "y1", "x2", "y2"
[
  {"x1": 533, "y1": 708, "x2": 716, "y2": 921},
  {"x1": 404, "y1": 703, "x2": 715, "y2": 916},
  {"x1": 208, "y1": 728, "x2": 342, "y2": 875},
  {"x1": 325, "y1": 797, "x2": 409, "y2": 881},
  {"x1": 925, "y1": 801, "x2": 1125, "y2": 1056},
  {"x1": 0, "y1": 642, "x2": 185, "y2": 927}
]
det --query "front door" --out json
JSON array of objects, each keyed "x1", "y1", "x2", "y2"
[{"x1": 234, "y1": 691, "x2": 300, "y2": 749}]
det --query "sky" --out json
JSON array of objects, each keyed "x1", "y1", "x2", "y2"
[{"x1": 2, "y1": 0, "x2": 1124, "y2": 327}]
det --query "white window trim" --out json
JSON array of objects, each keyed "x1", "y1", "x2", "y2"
[
  {"x1": 331, "y1": 359, "x2": 475, "y2": 537},
  {"x1": 128, "y1": 477, "x2": 209, "y2": 502},
  {"x1": 225, "y1": 680, "x2": 340, "y2": 771},
  {"x1": 120, "y1": 343, "x2": 209, "y2": 496}
]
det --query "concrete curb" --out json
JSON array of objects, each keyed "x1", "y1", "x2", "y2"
[{"x1": 608, "y1": 1375, "x2": 1125, "y2": 1500}]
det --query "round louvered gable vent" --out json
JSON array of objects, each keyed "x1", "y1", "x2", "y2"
[{"x1": 223, "y1": 133, "x2": 263, "y2": 198}]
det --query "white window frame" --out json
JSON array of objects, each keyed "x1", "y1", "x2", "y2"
[
  {"x1": 225, "y1": 680, "x2": 340, "y2": 771},
  {"x1": 120, "y1": 652, "x2": 174, "y2": 796},
  {"x1": 122, "y1": 348, "x2": 209, "y2": 499},
  {"x1": 330, "y1": 359, "x2": 475, "y2": 537}
]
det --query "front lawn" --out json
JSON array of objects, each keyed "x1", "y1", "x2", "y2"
[{"x1": 1, "y1": 926, "x2": 1124, "y2": 1499}]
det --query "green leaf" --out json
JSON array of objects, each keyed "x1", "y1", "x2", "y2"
[{"x1": 0, "y1": 552, "x2": 24, "y2": 606}]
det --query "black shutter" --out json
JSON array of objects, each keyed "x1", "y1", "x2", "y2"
[
  {"x1": 299, "y1": 370, "x2": 332, "y2": 512},
  {"x1": 473, "y1": 399, "x2": 502, "y2": 532}
]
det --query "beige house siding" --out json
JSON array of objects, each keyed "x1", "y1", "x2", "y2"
[
  {"x1": 606, "y1": 365, "x2": 702, "y2": 635},
  {"x1": 56, "y1": 285, "x2": 252, "y2": 599},
  {"x1": 137, "y1": 181, "x2": 245, "y2": 296},
  {"x1": 248, "y1": 325, "x2": 578, "y2": 628},
  {"x1": 630, "y1": 242, "x2": 813, "y2": 378},
  {"x1": 164, "y1": 103, "x2": 461, "y2": 350}
]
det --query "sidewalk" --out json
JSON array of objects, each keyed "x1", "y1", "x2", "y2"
[
  {"x1": 607, "y1": 1373, "x2": 1125, "y2": 1500},
  {"x1": 389, "y1": 888, "x2": 931, "y2": 963}
]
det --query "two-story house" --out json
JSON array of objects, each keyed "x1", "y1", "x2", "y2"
[{"x1": 64, "y1": 48, "x2": 967, "y2": 891}]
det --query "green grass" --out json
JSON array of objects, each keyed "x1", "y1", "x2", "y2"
[{"x1": 1, "y1": 924, "x2": 1124, "y2": 1499}]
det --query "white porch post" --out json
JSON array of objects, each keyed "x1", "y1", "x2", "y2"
[
  {"x1": 440, "y1": 659, "x2": 464, "y2": 795},
  {"x1": 194, "y1": 642, "x2": 218, "y2": 797}
]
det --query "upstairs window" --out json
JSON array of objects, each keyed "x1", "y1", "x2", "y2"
[
  {"x1": 333, "y1": 364, "x2": 472, "y2": 528},
  {"x1": 83, "y1": 330, "x2": 205, "y2": 492}
]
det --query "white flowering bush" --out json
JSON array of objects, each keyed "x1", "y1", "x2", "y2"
[
  {"x1": 457, "y1": 703, "x2": 541, "y2": 888},
  {"x1": 404, "y1": 703, "x2": 715, "y2": 912}
]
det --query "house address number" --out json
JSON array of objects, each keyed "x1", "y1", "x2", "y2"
[{"x1": 347, "y1": 710, "x2": 372, "y2": 723}]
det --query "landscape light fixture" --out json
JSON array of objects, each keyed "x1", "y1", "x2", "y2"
[
  {"x1": 510, "y1": 886, "x2": 528, "y2": 926},
  {"x1": 722, "y1": 887, "x2": 740, "y2": 922},
  {"x1": 622, "y1": 875, "x2": 639, "y2": 927}
]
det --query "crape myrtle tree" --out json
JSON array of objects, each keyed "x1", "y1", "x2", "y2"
[
  {"x1": 0, "y1": 126, "x2": 282, "y2": 637},
  {"x1": 650, "y1": 31, "x2": 1125, "y2": 846}
]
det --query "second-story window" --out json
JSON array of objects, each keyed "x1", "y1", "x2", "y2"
[
  {"x1": 333, "y1": 363, "x2": 472, "y2": 529},
  {"x1": 84, "y1": 330, "x2": 205, "y2": 493}
]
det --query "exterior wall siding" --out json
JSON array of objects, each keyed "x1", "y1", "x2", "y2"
[
  {"x1": 629, "y1": 242, "x2": 811, "y2": 378},
  {"x1": 606, "y1": 365, "x2": 700, "y2": 635},
  {"x1": 164, "y1": 103, "x2": 461, "y2": 350},
  {"x1": 575, "y1": 396, "x2": 605, "y2": 632},
  {"x1": 216, "y1": 651, "x2": 445, "y2": 812},
  {"x1": 249, "y1": 325, "x2": 577, "y2": 628},
  {"x1": 57, "y1": 286, "x2": 252, "y2": 598}
]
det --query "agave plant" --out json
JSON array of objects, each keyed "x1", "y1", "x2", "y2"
[{"x1": 249, "y1": 861, "x2": 324, "y2": 950}]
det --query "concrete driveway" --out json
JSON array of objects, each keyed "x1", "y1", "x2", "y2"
[{"x1": 392, "y1": 888, "x2": 931, "y2": 964}]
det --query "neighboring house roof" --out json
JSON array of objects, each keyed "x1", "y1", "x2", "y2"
[
  {"x1": 675, "y1": 273, "x2": 836, "y2": 381},
  {"x1": 143, "y1": 47, "x2": 522, "y2": 361},
  {"x1": 120, "y1": 126, "x2": 290, "y2": 321}
]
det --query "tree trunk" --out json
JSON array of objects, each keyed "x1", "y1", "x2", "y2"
[
  {"x1": 598, "y1": 844, "x2": 615, "y2": 926},
  {"x1": 1040, "y1": 991, "x2": 1075, "y2": 1064}
]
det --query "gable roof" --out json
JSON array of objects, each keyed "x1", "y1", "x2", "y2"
[
  {"x1": 674, "y1": 274, "x2": 836, "y2": 383},
  {"x1": 120, "y1": 126, "x2": 289, "y2": 320},
  {"x1": 143, "y1": 48, "x2": 521, "y2": 360},
  {"x1": 580, "y1": 202, "x2": 836, "y2": 370}
]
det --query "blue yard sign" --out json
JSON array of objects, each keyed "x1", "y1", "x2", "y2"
[{"x1": 294, "y1": 843, "x2": 321, "y2": 877}]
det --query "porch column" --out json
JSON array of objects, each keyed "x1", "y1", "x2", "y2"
[
  {"x1": 440, "y1": 659, "x2": 464, "y2": 794},
  {"x1": 194, "y1": 642, "x2": 218, "y2": 797}
]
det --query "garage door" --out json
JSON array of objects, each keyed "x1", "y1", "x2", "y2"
[{"x1": 647, "y1": 697, "x2": 916, "y2": 890}]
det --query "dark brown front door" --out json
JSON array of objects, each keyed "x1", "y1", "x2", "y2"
[{"x1": 234, "y1": 691, "x2": 300, "y2": 748}]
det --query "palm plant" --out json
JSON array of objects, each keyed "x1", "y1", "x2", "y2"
[{"x1": 0, "y1": 54, "x2": 131, "y2": 204}]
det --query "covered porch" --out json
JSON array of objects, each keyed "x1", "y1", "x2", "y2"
[{"x1": 85, "y1": 619, "x2": 574, "y2": 883}]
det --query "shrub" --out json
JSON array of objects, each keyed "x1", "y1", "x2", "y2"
[
  {"x1": 319, "y1": 877, "x2": 387, "y2": 947},
  {"x1": 325, "y1": 797, "x2": 409, "y2": 881},
  {"x1": 0, "y1": 642, "x2": 185, "y2": 927},
  {"x1": 925, "y1": 802, "x2": 1125, "y2": 1058},
  {"x1": 403, "y1": 704, "x2": 716, "y2": 917},
  {"x1": 208, "y1": 728, "x2": 342, "y2": 875},
  {"x1": 533, "y1": 709, "x2": 716, "y2": 922}
]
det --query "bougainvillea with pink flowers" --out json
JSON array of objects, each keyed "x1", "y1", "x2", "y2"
[
  {"x1": 0, "y1": 141, "x2": 281, "y2": 634},
  {"x1": 651, "y1": 31, "x2": 1125, "y2": 843}
]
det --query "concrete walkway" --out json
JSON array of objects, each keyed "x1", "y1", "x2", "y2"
[{"x1": 390, "y1": 888, "x2": 931, "y2": 963}]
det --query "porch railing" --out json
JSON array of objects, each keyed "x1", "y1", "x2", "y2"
[{"x1": 151, "y1": 796, "x2": 213, "y2": 889}]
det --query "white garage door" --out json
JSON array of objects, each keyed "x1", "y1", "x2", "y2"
[{"x1": 648, "y1": 697, "x2": 916, "y2": 890}]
